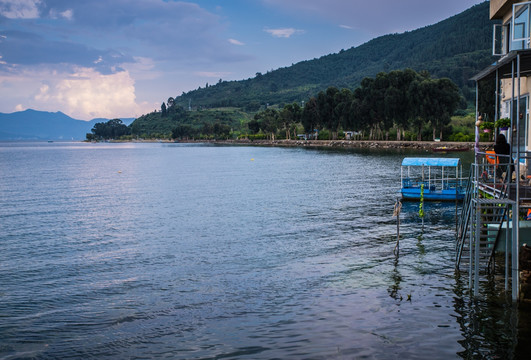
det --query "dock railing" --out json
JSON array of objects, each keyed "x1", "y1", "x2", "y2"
[
  {"x1": 456, "y1": 151, "x2": 517, "y2": 278},
  {"x1": 456, "y1": 167, "x2": 474, "y2": 270}
]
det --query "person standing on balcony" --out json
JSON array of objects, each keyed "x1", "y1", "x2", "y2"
[{"x1": 494, "y1": 134, "x2": 512, "y2": 180}]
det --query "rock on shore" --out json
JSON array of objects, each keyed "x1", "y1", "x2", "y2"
[{"x1": 202, "y1": 139, "x2": 482, "y2": 151}]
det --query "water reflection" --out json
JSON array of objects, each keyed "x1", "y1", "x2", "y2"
[
  {"x1": 417, "y1": 234, "x2": 426, "y2": 256},
  {"x1": 388, "y1": 257, "x2": 403, "y2": 301},
  {"x1": 451, "y1": 274, "x2": 531, "y2": 358}
]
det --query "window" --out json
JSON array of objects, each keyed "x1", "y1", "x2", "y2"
[
  {"x1": 509, "y1": 96, "x2": 529, "y2": 154},
  {"x1": 512, "y1": 2, "x2": 531, "y2": 51},
  {"x1": 493, "y1": 23, "x2": 510, "y2": 55}
]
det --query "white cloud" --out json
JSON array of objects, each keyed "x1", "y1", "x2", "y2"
[
  {"x1": 49, "y1": 8, "x2": 74, "y2": 20},
  {"x1": 228, "y1": 38, "x2": 245, "y2": 46},
  {"x1": 339, "y1": 24, "x2": 353, "y2": 30},
  {"x1": 0, "y1": 65, "x2": 152, "y2": 119},
  {"x1": 0, "y1": 0, "x2": 41, "y2": 19},
  {"x1": 14, "y1": 104, "x2": 25, "y2": 111},
  {"x1": 60, "y1": 9, "x2": 73, "y2": 20},
  {"x1": 264, "y1": 28, "x2": 304, "y2": 38},
  {"x1": 47, "y1": 68, "x2": 149, "y2": 119}
]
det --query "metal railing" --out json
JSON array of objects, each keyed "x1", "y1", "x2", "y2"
[
  {"x1": 455, "y1": 167, "x2": 474, "y2": 270},
  {"x1": 455, "y1": 151, "x2": 515, "y2": 272}
]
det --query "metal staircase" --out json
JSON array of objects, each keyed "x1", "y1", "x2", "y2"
[
  {"x1": 456, "y1": 169, "x2": 473, "y2": 268},
  {"x1": 456, "y1": 163, "x2": 514, "y2": 275}
]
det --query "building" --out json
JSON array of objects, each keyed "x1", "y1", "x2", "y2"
[{"x1": 459, "y1": 0, "x2": 531, "y2": 301}]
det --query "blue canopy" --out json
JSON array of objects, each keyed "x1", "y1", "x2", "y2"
[{"x1": 401, "y1": 157, "x2": 460, "y2": 167}]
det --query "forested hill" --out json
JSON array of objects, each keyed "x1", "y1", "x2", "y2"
[{"x1": 173, "y1": 1, "x2": 493, "y2": 110}]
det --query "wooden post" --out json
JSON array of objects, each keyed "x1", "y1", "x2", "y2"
[{"x1": 393, "y1": 198, "x2": 402, "y2": 256}]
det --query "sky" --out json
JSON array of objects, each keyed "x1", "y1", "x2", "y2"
[{"x1": 0, "y1": 0, "x2": 485, "y2": 120}]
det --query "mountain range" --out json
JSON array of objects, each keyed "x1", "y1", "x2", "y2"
[
  {"x1": 0, "y1": 109, "x2": 134, "y2": 140},
  {"x1": 172, "y1": 1, "x2": 494, "y2": 110}
]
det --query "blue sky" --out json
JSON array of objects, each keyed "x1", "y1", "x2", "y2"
[{"x1": 0, "y1": 0, "x2": 484, "y2": 120}]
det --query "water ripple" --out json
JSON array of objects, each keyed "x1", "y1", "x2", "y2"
[{"x1": 0, "y1": 143, "x2": 524, "y2": 359}]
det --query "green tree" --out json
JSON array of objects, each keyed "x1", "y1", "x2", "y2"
[
  {"x1": 172, "y1": 124, "x2": 194, "y2": 139},
  {"x1": 248, "y1": 119, "x2": 260, "y2": 134},
  {"x1": 334, "y1": 88, "x2": 353, "y2": 138},
  {"x1": 408, "y1": 79, "x2": 427, "y2": 141},
  {"x1": 430, "y1": 78, "x2": 461, "y2": 140},
  {"x1": 302, "y1": 97, "x2": 320, "y2": 136},
  {"x1": 255, "y1": 108, "x2": 279, "y2": 140},
  {"x1": 279, "y1": 103, "x2": 302, "y2": 139},
  {"x1": 167, "y1": 97, "x2": 175, "y2": 109},
  {"x1": 88, "y1": 119, "x2": 131, "y2": 140}
]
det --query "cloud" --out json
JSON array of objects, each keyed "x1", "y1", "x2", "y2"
[
  {"x1": 0, "y1": 0, "x2": 41, "y2": 19},
  {"x1": 264, "y1": 28, "x2": 304, "y2": 38},
  {"x1": 49, "y1": 8, "x2": 73, "y2": 20},
  {"x1": 1, "y1": 1, "x2": 249, "y2": 70},
  {"x1": 262, "y1": 0, "x2": 483, "y2": 35},
  {"x1": 40, "y1": 67, "x2": 148, "y2": 119},
  {"x1": 0, "y1": 30, "x2": 133, "y2": 73},
  {"x1": 0, "y1": 1, "x2": 255, "y2": 117},
  {"x1": 228, "y1": 38, "x2": 245, "y2": 46},
  {"x1": 0, "y1": 65, "x2": 152, "y2": 119}
]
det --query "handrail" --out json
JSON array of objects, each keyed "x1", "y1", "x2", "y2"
[
  {"x1": 487, "y1": 180, "x2": 511, "y2": 271},
  {"x1": 455, "y1": 165, "x2": 474, "y2": 269}
]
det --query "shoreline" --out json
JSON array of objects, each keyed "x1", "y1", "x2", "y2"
[{"x1": 178, "y1": 139, "x2": 487, "y2": 151}]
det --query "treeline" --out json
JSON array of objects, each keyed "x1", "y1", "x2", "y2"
[
  {"x1": 248, "y1": 69, "x2": 462, "y2": 141},
  {"x1": 89, "y1": 70, "x2": 463, "y2": 141},
  {"x1": 87, "y1": 100, "x2": 242, "y2": 140},
  {"x1": 86, "y1": 119, "x2": 131, "y2": 140}
]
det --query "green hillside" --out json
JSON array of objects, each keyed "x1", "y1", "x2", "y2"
[
  {"x1": 127, "y1": 2, "x2": 494, "y2": 140},
  {"x1": 131, "y1": 106, "x2": 253, "y2": 139},
  {"x1": 171, "y1": 1, "x2": 493, "y2": 110}
]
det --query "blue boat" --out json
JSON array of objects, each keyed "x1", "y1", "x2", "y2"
[{"x1": 400, "y1": 157, "x2": 467, "y2": 201}]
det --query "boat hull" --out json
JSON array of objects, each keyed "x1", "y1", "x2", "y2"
[{"x1": 401, "y1": 188, "x2": 465, "y2": 201}]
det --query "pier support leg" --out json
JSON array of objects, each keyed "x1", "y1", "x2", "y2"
[{"x1": 512, "y1": 205, "x2": 519, "y2": 301}]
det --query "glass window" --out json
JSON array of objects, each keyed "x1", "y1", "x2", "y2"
[
  {"x1": 512, "y1": 2, "x2": 531, "y2": 50},
  {"x1": 493, "y1": 23, "x2": 510, "y2": 55},
  {"x1": 510, "y1": 96, "x2": 528, "y2": 154}
]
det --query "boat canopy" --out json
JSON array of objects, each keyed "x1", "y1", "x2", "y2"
[{"x1": 401, "y1": 157, "x2": 460, "y2": 167}]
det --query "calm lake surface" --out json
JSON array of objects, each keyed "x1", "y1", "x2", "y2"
[{"x1": 1, "y1": 142, "x2": 530, "y2": 359}]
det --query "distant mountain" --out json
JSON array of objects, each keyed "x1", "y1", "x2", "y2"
[
  {"x1": 172, "y1": 1, "x2": 494, "y2": 110},
  {"x1": 0, "y1": 109, "x2": 134, "y2": 140}
]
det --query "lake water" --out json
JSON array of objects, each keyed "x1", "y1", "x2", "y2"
[{"x1": 1, "y1": 142, "x2": 530, "y2": 359}]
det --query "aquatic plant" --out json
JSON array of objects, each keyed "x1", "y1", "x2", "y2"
[{"x1": 419, "y1": 184, "x2": 425, "y2": 218}]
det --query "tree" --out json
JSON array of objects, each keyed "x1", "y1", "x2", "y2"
[
  {"x1": 167, "y1": 97, "x2": 175, "y2": 109},
  {"x1": 279, "y1": 103, "x2": 302, "y2": 139},
  {"x1": 317, "y1": 87, "x2": 340, "y2": 139},
  {"x1": 301, "y1": 97, "x2": 320, "y2": 136},
  {"x1": 248, "y1": 119, "x2": 260, "y2": 134},
  {"x1": 334, "y1": 88, "x2": 353, "y2": 138},
  {"x1": 161, "y1": 102, "x2": 167, "y2": 117},
  {"x1": 408, "y1": 79, "x2": 427, "y2": 141},
  {"x1": 385, "y1": 69, "x2": 419, "y2": 140},
  {"x1": 88, "y1": 119, "x2": 131, "y2": 140},
  {"x1": 254, "y1": 108, "x2": 279, "y2": 140},
  {"x1": 430, "y1": 78, "x2": 461, "y2": 140}
]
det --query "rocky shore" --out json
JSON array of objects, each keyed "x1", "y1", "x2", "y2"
[{"x1": 195, "y1": 139, "x2": 487, "y2": 151}]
